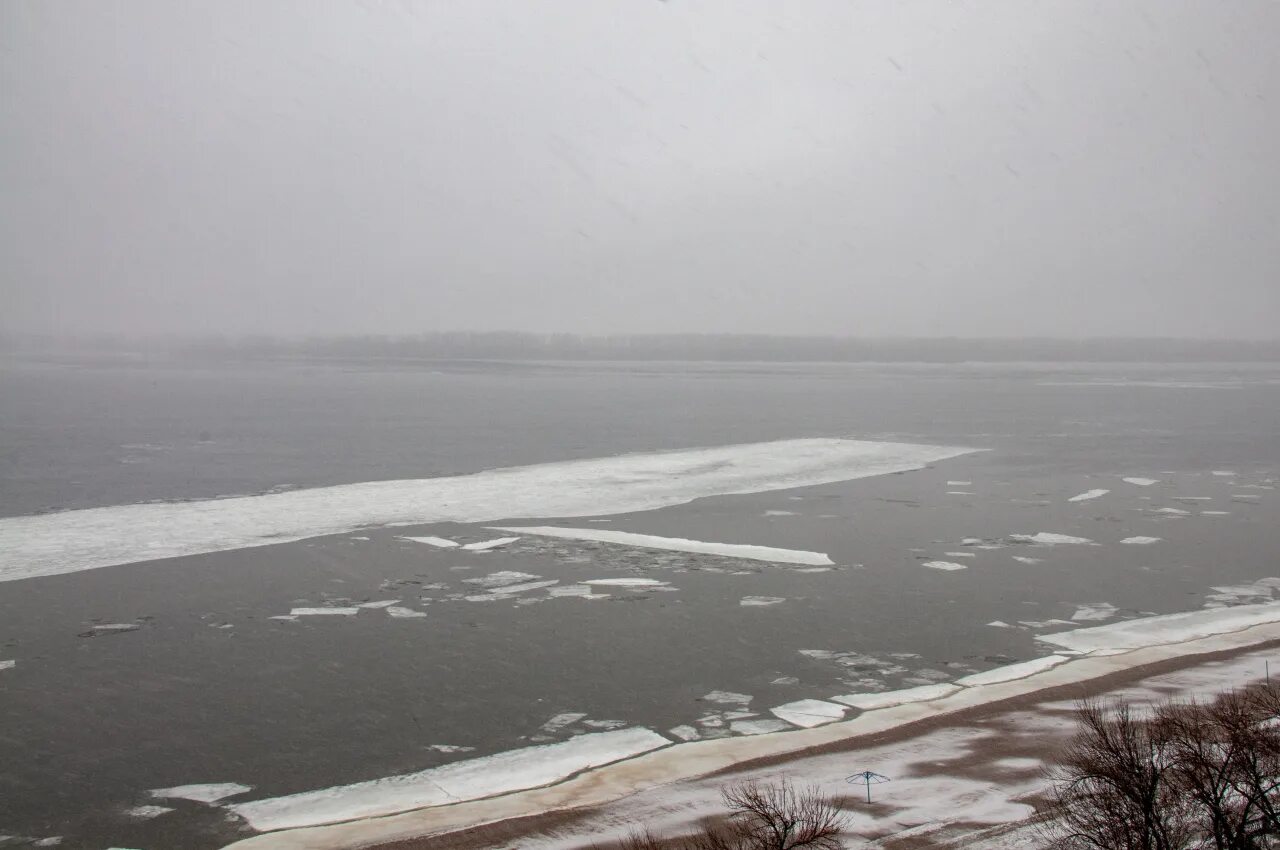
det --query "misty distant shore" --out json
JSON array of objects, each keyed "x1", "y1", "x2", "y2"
[{"x1": 4, "y1": 332, "x2": 1280, "y2": 364}]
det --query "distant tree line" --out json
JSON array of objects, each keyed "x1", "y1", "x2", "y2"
[{"x1": 5, "y1": 332, "x2": 1280, "y2": 363}]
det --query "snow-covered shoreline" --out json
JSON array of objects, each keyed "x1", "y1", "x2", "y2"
[{"x1": 220, "y1": 601, "x2": 1280, "y2": 849}]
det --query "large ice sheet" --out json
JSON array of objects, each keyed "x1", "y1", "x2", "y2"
[
  {"x1": 487, "y1": 526, "x2": 835, "y2": 566},
  {"x1": 1040, "y1": 602, "x2": 1280, "y2": 653},
  {"x1": 832, "y1": 684, "x2": 960, "y2": 710},
  {"x1": 955, "y1": 656, "x2": 1070, "y2": 686},
  {"x1": 0, "y1": 439, "x2": 975, "y2": 582},
  {"x1": 228, "y1": 729, "x2": 670, "y2": 831}
]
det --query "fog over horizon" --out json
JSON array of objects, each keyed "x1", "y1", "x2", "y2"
[{"x1": 3, "y1": 1, "x2": 1278, "y2": 340}]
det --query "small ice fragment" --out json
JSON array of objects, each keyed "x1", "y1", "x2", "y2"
[
  {"x1": 1151, "y1": 507, "x2": 1190, "y2": 515},
  {"x1": 730, "y1": 718, "x2": 791, "y2": 735},
  {"x1": 487, "y1": 579, "x2": 558, "y2": 594},
  {"x1": 1010, "y1": 533, "x2": 1095, "y2": 546},
  {"x1": 947, "y1": 481, "x2": 972, "y2": 486},
  {"x1": 794, "y1": 567, "x2": 832, "y2": 573},
  {"x1": 1068, "y1": 489, "x2": 1110, "y2": 503},
  {"x1": 425, "y1": 744, "x2": 475, "y2": 753},
  {"x1": 1123, "y1": 478, "x2": 1159, "y2": 486},
  {"x1": 268, "y1": 615, "x2": 298, "y2": 621},
  {"x1": 740, "y1": 596, "x2": 786, "y2": 607},
  {"x1": 289, "y1": 607, "x2": 358, "y2": 616},
  {"x1": 987, "y1": 621, "x2": 1013, "y2": 628},
  {"x1": 399, "y1": 536, "x2": 459, "y2": 548},
  {"x1": 702, "y1": 691, "x2": 752, "y2": 706},
  {"x1": 385, "y1": 606, "x2": 427, "y2": 619},
  {"x1": 668, "y1": 725, "x2": 700, "y2": 741},
  {"x1": 354, "y1": 600, "x2": 399, "y2": 609},
  {"x1": 583, "y1": 578, "x2": 667, "y2": 587},
  {"x1": 124, "y1": 805, "x2": 173, "y2": 819},
  {"x1": 922, "y1": 561, "x2": 967, "y2": 571},
  {"x1": 1211, "y1": 470, "x2": 1237, "y2": 477},
  {"x1": 763, "y1": 510, "x2": 796, "y2": 516},
  {"x1": 350, "y1": 536, "x2": 370, "y2": 541},
  {"x1": 547, "y1": 584, "x2": 608, "y2": 598},
  {"x1": 91, "y1": 623, "x2": 142, "y2": 633},
  {"x1": 769, "y1": 699, "x2": 847, "y2": 728},
  {"x1": 461, "y1": 537, "x2": 520, "y2": 551},
  {"x1": 944, "y1": 552, "x2": 977, "y2": 558},
  {"x1": 33, "y1": 839, "x2": 63, "y2": 847},
  {"x1": 0, "y1": 660, "x2": 14, "y2": 671},
  {"x1": 1121, "y1": 536, "x2": 1161, "y2": 545},
  {"x1": 946, "y1": 491, "x2": 976, "y2": 496},
  {"x1": 1202, "y1": 511, "x2": 1231, "y2": 516},
  {"x1": 1011, "y1": 556, "x2": 1042, "y2": 564},
  {"x1": 771, "y1": 676, "x2": 799, "y2": 686},
  {"x1": 149, "y1": 782, "x2": 253, "y2": 803}
]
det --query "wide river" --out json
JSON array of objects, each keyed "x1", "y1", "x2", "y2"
[{"x1": 1, "y1": 358, "x2": 1277, "y2": 849}]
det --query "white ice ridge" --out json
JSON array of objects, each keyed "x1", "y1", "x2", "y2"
[
  {"x1": 1068, "y1": 489, "x2": 1110, "y2": 502},
  {"x1": 0, "y1": 438, "x2": 976, "y2": 582},
  {"x1": 487, "y1": 526, "x2": 835, "y2": 566},
  {"x1": 1039, "y1": 602, "x2": 1280, "y2": 653},
  {"x1": 228, "y1": 728, "x2": 670, "y2": 832}
]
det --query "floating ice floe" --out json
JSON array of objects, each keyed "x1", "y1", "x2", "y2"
[
  {"x1": 583, "y1": 578, "x2": 668, "y2": 587},
  {"x1": 769, "y1": 699, "x2": 847, "y2": 728},
  {"x1": 228, "y1": 728, "x2": 670, "y2": 831},
  {"x1": 1040, "y1": 602, "x2": 1280, "y2": 653},
  {"x1": 487, "y1": 526, "x2": 834, "y2": 566},
  {"x1": 385, "y1": 606, "x2": 427, "y2": 619},
  {"x1": 833, "y1": 684, "x2": 960, "y2": 710},
  {"x1": 150, "y1": 782, "x2": 252, "y2": 804},
  {"x1": 462, "y1": 537, "x2": 520, "y2": 551},
  {"x1": 541, "y1": 713, "x2": 587, "y2": 734},
  {"x1": 955, "y1": 656, "x2": 1070, "y2": 686},
  {"x1": 463, "y1": 571, "x2": 541, "y2": 589},
  {"x1": 947, "y1": 481, "x2": 972, "y2": 486},
  {"x1": 1150, "y1": 507, "x2": 1190, "y2": 516},
  {"x1": 354, "y1": 599, "x2": 399, "y2": 609},
  {"x1": 1009, "y1": 533, "x2": 1095, "y2": 546},
  {"x1": 946, "y1": 491, "x2": 976, "y2": 496},
  {"x1": 987, "y1": 621, "x2": 1014, "y2": 629},
  {"x1": 763, "y1": 510, "x2": 796, "y2": 517},
  {"x1": 87, "y1": 623, "x2": 142, "y2": 634},
  {"x1": 547, "y1": 584, "x2": 609, "y2": 599},
  {"x1": 1212, "y1": 470, "x2": 1237, "y2": 477},
  {"x1": 1121, "y1": 536, "x2": 1161, "y2": 545},
  {"x1": 1, "y1": 438, "x2": 977, "y2": 582},
  {"x1": 289, "y1": 607, "x2": 358, "y2": 617},
  {"x1": 1068, "y1": 489, "x2": 1110, "y2": 503},
  {"x1": 425, "y1": 744, "x2": 475, "y2": 753},
  {"x1": 702, "y1": 690, "x2": 752, "y2": 706},
  {"x1": 0, "y1": 659, "x2": 14, "y2": 671},
  {"x1": 123, "y1": 805, "x2": 173, "y2": 819},
  {"x1": 1071, "y1": 603, "x2": 1118, "y2": 622},
  {"x1": 1011, "y1": 556, "x2": 1043, "y2": 565},
  {"x1": 668, "y1": 725, "x2": 700, "y2": 741},
  {"x1": 1123, "y1": 477, "x2": 1159, "y2": 486},
  {"x1": 487, "y1": 579, "x2": 558, "y2": 594},
  {"x1": 922, "y1": 561, "x2": 968, "y2": 571},
  {"x1": 944, "y1": 552, "x2": 976, "y2": 558},
  {"x1": 740, "y1": 596, "x2": 786, "y2": 607},
  {"x1": 399, "y1": 536, "x2": 459, "y2": 548},
  {"x1": 1202, "y1": 511, "x2": 1231, "y2": 516}
]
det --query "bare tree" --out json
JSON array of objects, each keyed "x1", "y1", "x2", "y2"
[
  {"x1": 1045, "y1": 683, "x2": 1280, "y2": 850},
  {"x1": 597, "y1": 779, "x2": 848, "y2": 850}
]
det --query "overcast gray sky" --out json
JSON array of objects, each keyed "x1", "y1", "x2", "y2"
[{"x1": 2, "y1": 1, "x2": 1277, "y2": 338}]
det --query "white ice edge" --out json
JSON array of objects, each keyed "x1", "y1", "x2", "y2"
[
  {"x1": 486, "y1": 526, "x2": 835, "y2": 566},
  {"x1": 0, "y1": 438, "x2": 978, "y2": 582},
  {"x1": 228, "y1": 729, "x2": 671, "y2": 832},
  {"x1": 222, "y1": 602, "x2": 1280, "y2": 845}
]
